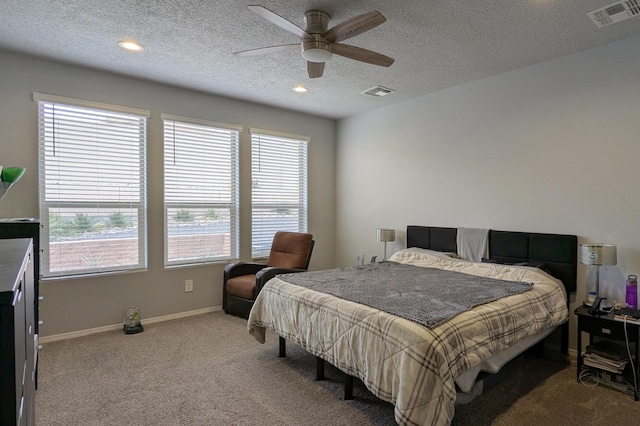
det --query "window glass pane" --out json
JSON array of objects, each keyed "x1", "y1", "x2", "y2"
[
  {"x1": 251, "y1": 131, "x2": 308, "y2": 258},
  {"x1": 163, "y1": 118, "x2": 239, "y2": 265},
  {"x1": 46, "y1": 207, "x2": 140, "y2": 274},
  {"x1": 166, "y1": 207, "x2": 232, "y2": 262},
  {"x1": 37, "y1": 96, "x2": 147, "y2": 278}
]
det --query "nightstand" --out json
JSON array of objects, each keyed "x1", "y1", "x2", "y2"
[{"x1": 574, "y1": 305, "x2": 640, "y2": 400}]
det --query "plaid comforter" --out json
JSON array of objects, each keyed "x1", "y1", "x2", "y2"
[{"x1": 248, "y1": 248, "x2": 569, "y2": 426}]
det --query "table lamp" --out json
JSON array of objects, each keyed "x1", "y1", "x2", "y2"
[
  {"x1": 377, "y1": 228, "x2": 395, "y2": 262},
  {"x1": 580, "y1": 243, "x2": 617, "y2": 299},
  {"x1": 0, "y1": 167, "x2": 26, "y2": 201}
]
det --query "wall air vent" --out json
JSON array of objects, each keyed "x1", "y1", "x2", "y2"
[
  {"x1": 361, "y1": 85, "x2": 395, "y2": 97},
  {"x1": 588, "y1": 0, "x2": 640, "y2": 28}
]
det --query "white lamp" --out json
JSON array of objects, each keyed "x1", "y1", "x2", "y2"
[
  {"x1": 580, "y1": 243, "x2": 617, "y2": 299},
  {"x1": 377, "y1": 228, "x2": 395, "y2": 262}
]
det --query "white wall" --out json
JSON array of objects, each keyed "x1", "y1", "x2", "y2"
[
  {"x1": 0, "y1": 50, "x2": 336, "y2": 336},
  {"x1": 336, "y1": 35, "x2": 640, "y2": 352}
]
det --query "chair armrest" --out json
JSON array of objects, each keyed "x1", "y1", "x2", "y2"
[
  {"x1": 256, "y1": 267, "x2": 306, "y2": 293},
  {"x1": 224, "y1": 262, "x2": 267, "y2": 281}
]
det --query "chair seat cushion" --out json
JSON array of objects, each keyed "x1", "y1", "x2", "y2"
[{"x1": 226, "y1": 274, "x2": 257, "y2": 300}]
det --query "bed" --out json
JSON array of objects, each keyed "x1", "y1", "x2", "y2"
[{"x1": 247, "y1": 226, "x2": 577, "y2": 425}]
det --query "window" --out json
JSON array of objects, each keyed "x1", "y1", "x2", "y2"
[
  {"x1": 163, "y1": 114, "x2": 240, "y2": 266},
  {"x1": 35, "y1": 93, "x2": 148, "y2": 278},
  {"x1": 250, "y1": 128, "x2": 308, "y2": 258}
]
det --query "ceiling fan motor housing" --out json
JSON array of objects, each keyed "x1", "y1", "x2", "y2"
[
  {"x1": 304, "y1": 10, "x2": 330, "y2": 33},
  {"x1": 302, "y1": 10, "x2": 333, "y2": 62}
]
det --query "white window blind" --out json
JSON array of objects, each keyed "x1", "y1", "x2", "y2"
[
  {"x1": 35, "y1": 93, "x2": 149, "y2": 278},
  {"x1": 163, "y1": 114, "x2": 240, "y2": 266},
  {"x1": 250, "y1": 128, "x2": 308, "y2": 258}
]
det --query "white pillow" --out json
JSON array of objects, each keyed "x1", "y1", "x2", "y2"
[{"x1": 389, "y1": 247, "x2": 460, "y2": 261}]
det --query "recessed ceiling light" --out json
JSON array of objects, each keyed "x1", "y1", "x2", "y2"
[
  {"x1": 293, "y1": 85, "x2": 308, "y2": 93},
  {"x1": 119, "y1": 40, "x2": 143, "y2": 52}
]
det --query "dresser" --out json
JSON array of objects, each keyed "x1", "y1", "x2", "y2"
[
  {"x1": 0, "y1": 220, "x2": 41, "y2": 336},
  {"x1": 0, "y1": 239, "x2": 37, "y2": 425}
]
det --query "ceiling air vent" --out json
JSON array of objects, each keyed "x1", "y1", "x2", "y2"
[
  {"x1": 588, "y1": 0, "x2": 640, "y2": 28},
  {"x1": 361, "y1": 85, "x2": 395, "y2": 97}
]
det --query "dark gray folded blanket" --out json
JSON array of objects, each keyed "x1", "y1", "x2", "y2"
[{"x1": 278, "y1": 262, "x2": 532, "y2": 329}]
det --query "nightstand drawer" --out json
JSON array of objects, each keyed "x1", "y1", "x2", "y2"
[{"x1": 579, "y1": 315, "x2": 637, "y2": 341}]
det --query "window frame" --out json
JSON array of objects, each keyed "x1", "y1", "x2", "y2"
[
  {"x1": 250, "y1": 127, "x2": 309, "y2": 258},
  {"x1": 34, "y1": 92, "x2": 149, "y2": 279},
  {"x1": 162, "y1": 114, "x2": 241, "y2": 267}
]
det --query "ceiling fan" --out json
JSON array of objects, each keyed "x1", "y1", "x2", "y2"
[{"x1": 234, "y1": 5, "x2": 394, "y2": 79}]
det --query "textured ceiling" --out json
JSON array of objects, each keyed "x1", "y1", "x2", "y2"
[{"x1": 1, "y1": 0, "x2": 639, "y2": 119}]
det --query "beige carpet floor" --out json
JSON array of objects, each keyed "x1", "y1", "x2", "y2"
[{"x1": 36, "y1": 311, "x2": 640, "y2": 425}]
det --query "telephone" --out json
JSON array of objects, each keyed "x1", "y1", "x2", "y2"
[{"x1": 588, "y1": 296, "x2": 607, "y2": 315}]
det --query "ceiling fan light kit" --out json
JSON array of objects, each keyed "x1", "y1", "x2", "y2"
[
  {"x1": 302, "y1": 39, "x2": 333, "y2": 63},
  {"x1": 236, "y1": 5, "x2": 394, "y2": 78}
]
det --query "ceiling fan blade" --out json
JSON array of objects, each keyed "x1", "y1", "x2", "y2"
[
  {"x1": 332, "y1": 44, "x2": 394, "y2": 67},
  {"x1": 323, "y1": 11, "x2": 386, "y2": 43},
  {"x1": 234, "y1": 44, "x2": 299, "y2": 57},
  {"x1": 307, "y1": 61, "x2": 325, "y2": 78},
  {"x1": 248, "y1": 5, "x2": 310, "y2": 39}
]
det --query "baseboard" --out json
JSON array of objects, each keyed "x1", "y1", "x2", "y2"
[
  {"x1": 39, "y1": 307, "x2": 584, "y2": 363},
  {"x1": 39, "y1": 306, "x2": 222, "y2": 344}
]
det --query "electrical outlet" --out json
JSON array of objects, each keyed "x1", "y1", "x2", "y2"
[{"x1": 184, "y1": 279, "x2": 193, "y2": 292}]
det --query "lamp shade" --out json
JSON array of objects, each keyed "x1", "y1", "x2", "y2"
[
  {"x1": 1, "y1": 167, "x2": 26, "y2": 183},
  {"x1": 376, "y1": 228, "x2": 395, "y2": 243},
  {"x1": 579, "y1": 243, "x2": 617, "y2": 266},
  {"x1": 0, "y1": 167, "x2": 26, "y2": 201}
]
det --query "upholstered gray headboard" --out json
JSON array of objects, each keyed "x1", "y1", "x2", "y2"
[{"x1": 406, "y1": 226, "x2": 578, "y2": 294}]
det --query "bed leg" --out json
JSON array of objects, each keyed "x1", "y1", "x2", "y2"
[
  {"x1": 316, "y1": 357, "x2": 325, "y2": 380},
  {"x1": 344, "y1": 374, "x2": 353, "y2": 400},
  {"x1": 561, "y1": 321, "x2": 569, "y2": 356},
  {"x1": 279, "y1": 336, "x2": 286, "y2": 358}
]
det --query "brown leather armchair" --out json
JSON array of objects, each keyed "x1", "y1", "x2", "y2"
[{"x1": 223, "y1": 231, "x2": 314, "y2": 318}]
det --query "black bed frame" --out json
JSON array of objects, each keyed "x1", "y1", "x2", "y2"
[{"x1": 278, "y1": 225, "x2": 578, "y2": 399}]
